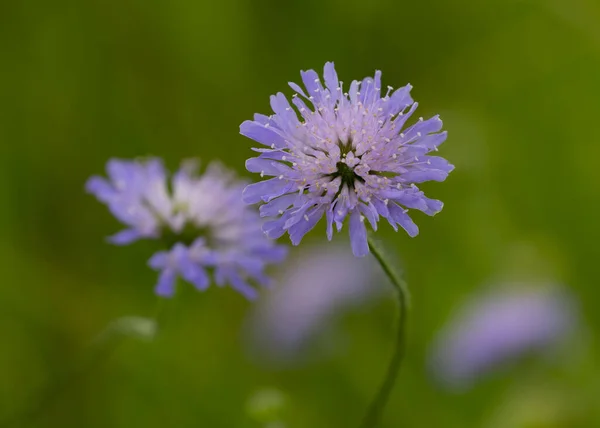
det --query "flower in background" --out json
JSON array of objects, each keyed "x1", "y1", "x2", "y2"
[
  {"x1": 428, "y1": 284, "x2": 578, "y2": 390},
  {"x1": 241, "y1": 62, "x2": 453, "y2": 257},
  {"x1": 86, "y1": 158, "x2": 286, "y2": 299},
  {"x1": 245, "y1": 243, "x2": 384, "y2": 366}
]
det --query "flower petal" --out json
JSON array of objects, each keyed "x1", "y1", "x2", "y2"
[
  {"x1": 240, "y1": 120, "x2": 287, "y2": 148},
  {"x1": 154, "y1": 268, "x2": 177, "y2": 297},
  {"x1": 242, "y1": 178, "x2": 292, "y2": 204},
  {"x1": 388, "y1": 203, "x2": 419, "y2": 237},
  {"x1": 349, "y1": 210, "x2": 369, "y2": 257}
]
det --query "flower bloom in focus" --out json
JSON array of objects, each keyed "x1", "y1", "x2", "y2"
[
  {"x1": 86, "y1": 158, "x2": 286, "y2": 299},
  {"x1": 428, "y1": 284, "x2": 578, "y2": 390},
  {"x1": 241, "y1": 62, "x2": 453, "y2": 257},
  {"x1": 245, "y1": 243, "x2": 384, "y2": 366}
]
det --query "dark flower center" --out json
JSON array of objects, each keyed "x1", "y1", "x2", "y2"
[{"x1": 327, "y1": 161, "x2": 365, "y2": 190}]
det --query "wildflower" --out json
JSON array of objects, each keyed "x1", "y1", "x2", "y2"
[
  {"x1": 428, "y1": 284, "x2": 578, "y2": 390},
  {"x1": 245, "y1": 243, "x2": 384, "y2": 365},
  {"x1": 86, "y1": 158, "x2": 286, "y2": 299},
  {"x1": 241, "y1": 62, "x2": 453, "y2": 257}
]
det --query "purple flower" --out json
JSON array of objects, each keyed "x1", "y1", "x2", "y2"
[
  {"x1": 87, "y1": 159, "x2": 286, "y2": 299},
  {"x1": 241, "y1": 62, "x2": 453, "y2": 257},
  {"x1": 429, "y1": 285, "x2": 578, "y2": 390},
  {"x1": 245, "y1": 243, "x2": 384, "y2": 365}
]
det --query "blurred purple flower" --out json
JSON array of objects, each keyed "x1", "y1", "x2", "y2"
[
  {"x1": 241, "y1": 62, "x2": 453, "y2": 257},
  {"x1": 429, "y1": 285, "x2": 578, "y2": 390},
  {"x1": 87, "y1": 159, "x2": 286, "y2": 299},
  {"x1": 245, "y1": 243, "x2": 384, "y2": 365}
]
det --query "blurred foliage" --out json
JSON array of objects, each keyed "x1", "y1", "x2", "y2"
[{"x1": 1, "y1": 0, "x2": 600, "y2": 426}]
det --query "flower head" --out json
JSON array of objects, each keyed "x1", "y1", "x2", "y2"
[
  {"x1": 428, "y1": 284, "x2": 578, "y2": 390},
  {"x1": 245, "y1": 243, "x2": 384, "y2": 366},
  {"x1": 241, "y1": 62, "x2": 453, "y2": 256},
  {"x1": 87, "y1": 158, "x2": 286, "y2": 299}
]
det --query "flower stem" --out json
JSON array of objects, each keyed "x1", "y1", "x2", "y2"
[{"x1": 359, "y1": 236, "x2": 409, "y2": 428}]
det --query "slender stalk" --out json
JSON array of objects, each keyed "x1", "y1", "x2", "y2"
[{"x1": 359, "y1": 236, "x2": 409, "y2": 428}]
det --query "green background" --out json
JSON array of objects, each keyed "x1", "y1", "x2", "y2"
[{"x1": 1, "y1": 0, "x2": 599, "y2": 426}]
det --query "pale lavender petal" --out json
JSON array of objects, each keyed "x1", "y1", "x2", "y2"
[
  {"x1": 242, "y1": 178, "x2": 292, "y2": 204},
  {"x1": 240, "y1": 120, "x2": 287, "y2": 148},
  {"x1": 154, "y1": 268, "x2": 177, "y2": 297},
  {"x1": 227, "y1": 270, "x2": 258, "y2": 300},
  {"x1": 259, "y1": 194, "x2": 297, "y2": 218},
  {"x1": 148, "y1": 251, "x2": 169, "y2": 269},
  {"x1": 388, "y1": 204, "x2": 419, "y2": 237},
  {"x1": 349, "y1": 210, "x2": 368, "y2": 257},
  {"x1": 108, "y1": 229, "x2": 143, "y2": 245},
  {"x1": 85, "y1": 176, "x2": 114, "y2": 202},
  {"x1": 358, "y1": 202, "x2": 378, "y2": 231},
  {"x1": 288, "y1": 207, "x2": 325, "y2": 245},
  {"x1": 323, "y1": 62, "x2": 339, "y2": 101},
  {"x1": 400, "y1": 170, "x2": 449, "y2": 183},
  {"x1": 179, "y1": 258, "x2": 209, "y2": 291}
]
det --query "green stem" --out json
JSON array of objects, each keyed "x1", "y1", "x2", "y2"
[{"x1": 359, "y1": 236, "x2": 409, "y2": 428}]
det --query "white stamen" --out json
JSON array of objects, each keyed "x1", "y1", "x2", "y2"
[
  {"x1": 400, "y1": 133, "x2": 405, "y2": 138},
  {"x1": 384, "y1": 199, "x2": 389, "y2": 205},
  {"x1": 359, "y1": 215, "x2": 365, "y2": 223},
  {"x1": 282, "y1": 156, "x2": 287, "y2": 161},
  {"x1": 260, "y1": 171, "x2": 265, "y2": 177},
  {"x1": 278, "y1": 175, "x2": 284, "y2": 180},
  {"x1": 278, "y1": 210, "x2": 284, "y2": 214},
  {"x1": 419, "y1": 117, "x2": 423, "y2": 121},
  {"x1": 304, "y1": 214, "x2": 309, "y2": 221},
  {"x1": 392, "y1": 154, "x2": 397, "y2": 159},
  {"x1": 417, "y1": 132, "x2": 422, "y2": 137}
]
